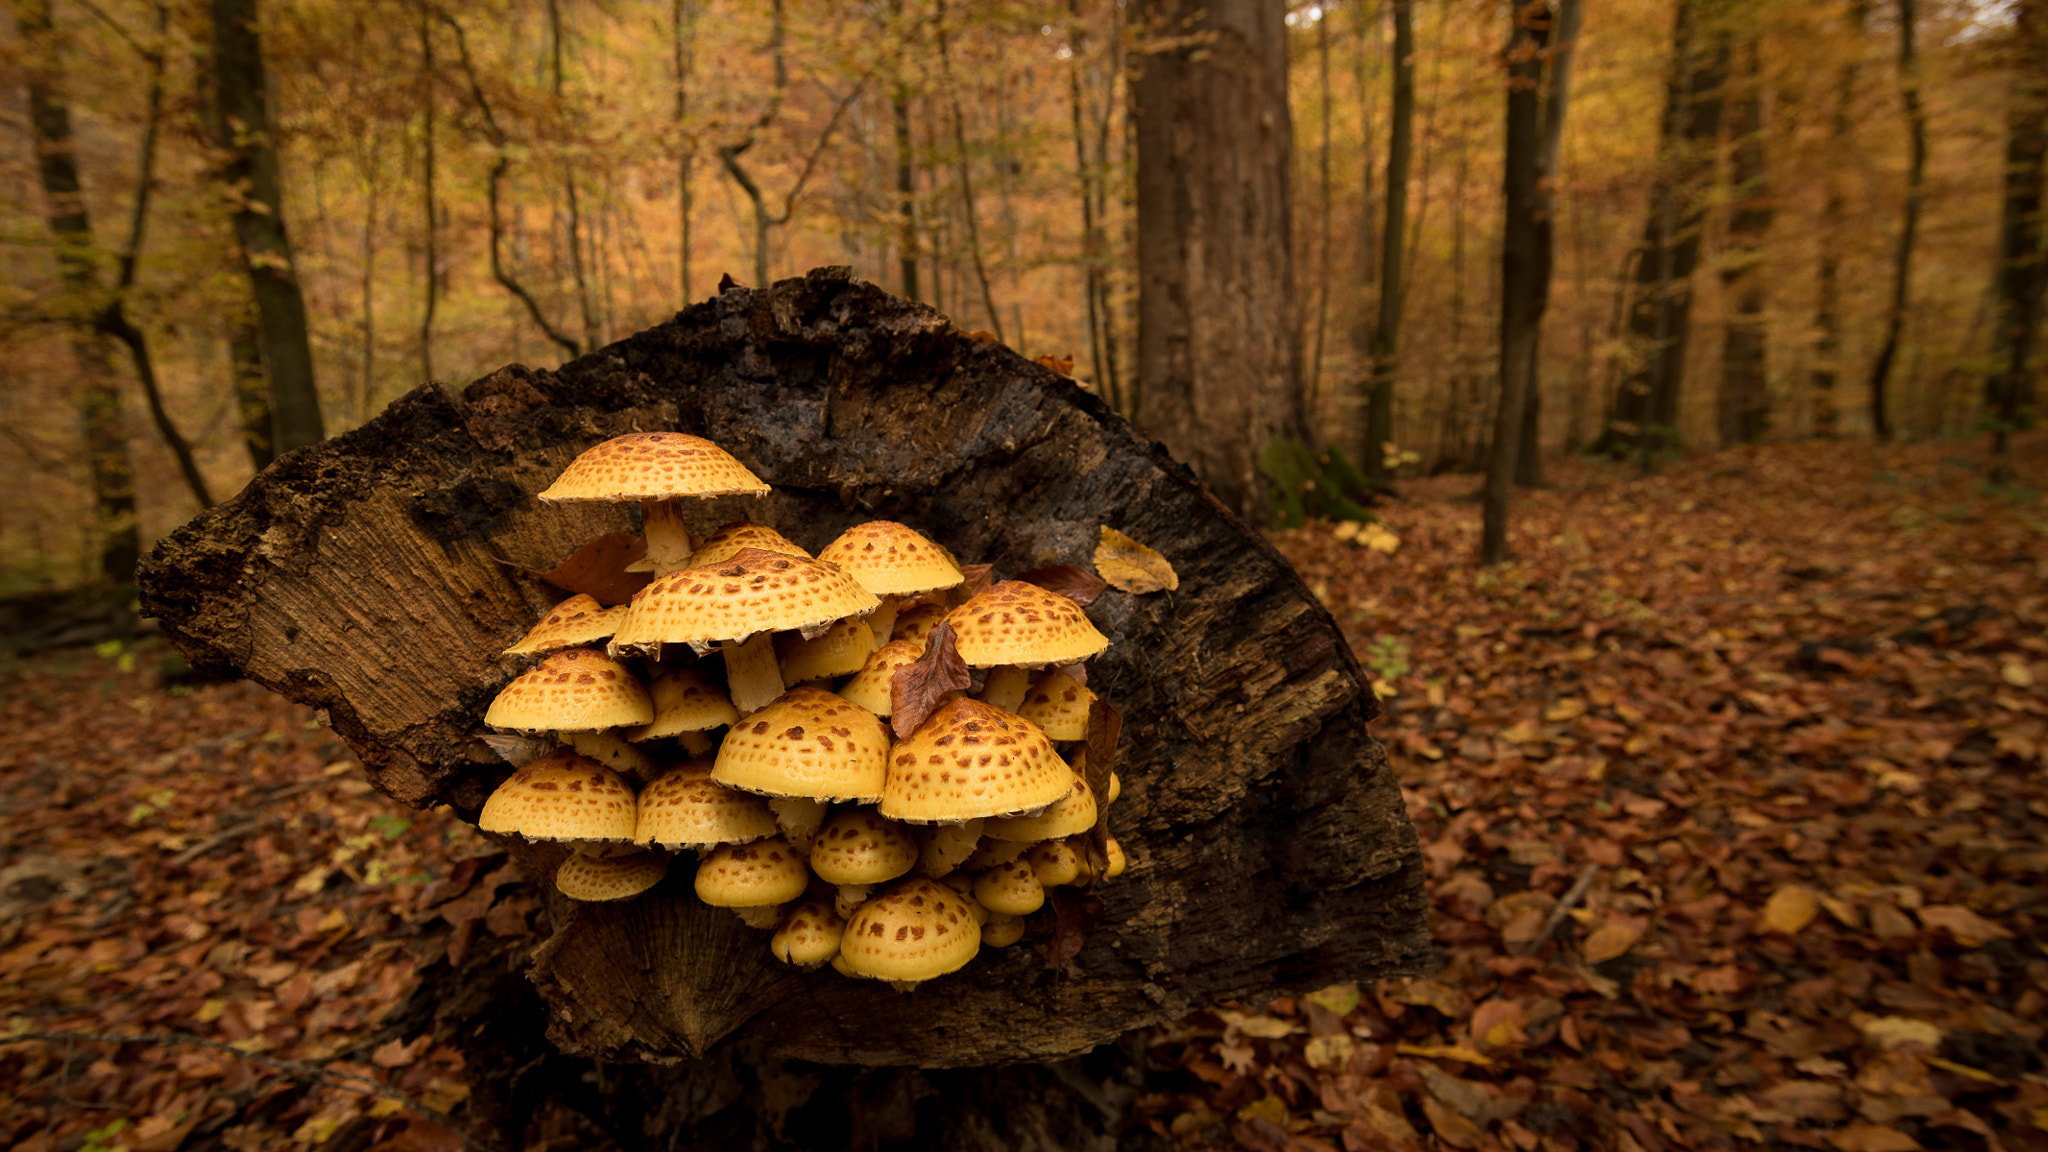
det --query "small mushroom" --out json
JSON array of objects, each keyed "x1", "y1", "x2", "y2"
[
  {"x1": 694, "y1": 837, "x2": 811, "y2": 925},
  {"x1": 878, "y1": 698, "x2": 1071, "y2": 824},
  {"x1": 628, "y1": 667, "x2": 739, "y2": 757},
  {"x1": 1104, "y1": 835, "x2": 1126, "y2": 879},
  {"x1": 838, "y1": 877, "x2": 982, "y2": 988},
  {"x1": 816, "y1": 521, "x2": 965, "y2": 644},
  {"x1": 769, "y1": 897, "x2": 845, "y2": 968},
  {"x1": 503, "y1": 594, "x2": 629, "y2": 657},
  {"x1": 538, "y1": 432, "x2": 771, "y2": 575},
  {"x1": 556, "y1": 851, "x2": 669, "y2": 902},
  {"x1": 981, "y1": 913, "x2": 1025, "y2": 948},
  {"x1": 810, "y1": 809, "x2": 919, "y2": 887},
  {"x1": 891, "y1": 602, "x2": 950, "y2": 645},
  {"x1": 479, "y1": 750, "x2": 639, "y2": 856},
  {"x1": 632, "y1": 762, "x2": 777, "y2": 850},
  {"x1": 1016, "y1": 669, "x2": 1095, "y2": 742},
  {"x1": 944, "y1": 581, "x2": 1109, "y2": 713},
  {"x1": 837, "y1": 639, "x2": 926, "y2": 717},
  {"x1": 776, "y1": 617, "x2": 875, "y2": 687},
  {"x1": 560, "y1": 730, "x2": 658, "y2": 782},
  {"x1": 973, "y1": 857, "x2": 1045, "y2": 917},
  {"x1": 713, "y1": 686, "x2": 890, "y2": 803},
  {"x1": 485, "y1": 648, "x2": 654, "y2": 734},
  {"x1": 1027, "y1": 839, "x2": 1087, "y2": 888}
]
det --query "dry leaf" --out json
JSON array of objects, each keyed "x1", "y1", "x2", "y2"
[
  {"x1": 1094, "y1": 526, "x2": 1179, "y2": 593},
  {"x1": 1827, "y1": 1123, "x2": 1922, "y2": 1152},
  {"x1": 1394, "y1": 1043, "x2": 1494, "y2": 1066},
  {"x1": 1015, "y1": 564, "x2": 1107, "y2": 606},
  {"x1": 1582, "y1": 920, "x2": 1643, "y2": 964},
  {"x1": 1043, "y1": 886, "x2": 1104, "y2": 969},
  {"x1": 956, "y1": 562, "x2": 995, "y2": 600},
  {"x1": 1859, "y1": 1016, "x2": 1943, "y2": 1051},
  {"x1": 1916, "y1": 904, "x2": 2012, "y2": 947},
  {"x1": 1032, "y1": 353, "x2": 1076, "y2": 376},
  {"x1": 1763, "y1": 885, "x2": 1821, "y2": 934},
  {"x1": 520, "y1": 532, "x2": 653, "y2": 605},
  {"x1": 889, "y1": 622, "x2": 971, "y2": 739},
  {"x1": 2000, "y1": 660, "x2": 2034, "y2": 687}
]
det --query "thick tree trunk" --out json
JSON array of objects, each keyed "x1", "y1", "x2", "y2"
[
  {"x1": 1868, "y1": 0, "x2": 1926, "y2": 442},
  {"x1": 1483, "y1": 1, "x2": 1549, "y2": 565},
  {"x1": 1363, "y1": 0, "x2": 1413, "y2": 480},
  {"x1": 17, "y1": 0, "x2": 142, "y2": 581},
  {"x1": 1716, "y1": 35, "x2": 1772, "y2": 446},
  {"x1": 1988, "y1": 0, "x2": 2048, "y2": 479},
  {"x1": 1132, "y1": 0, "x2": 1306, "y2": 519},
  {"x1": 137, "y1": 270, "x2": 1431, "y2": 1088},
  {"x1": 212, "y1": 0, "x2": 325, "y2": 452}
]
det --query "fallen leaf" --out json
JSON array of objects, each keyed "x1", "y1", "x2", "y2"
[
  {"x1": 1827, "y1": 1123, "x2": 1921, "y2": 1152},
  {"x1": 1218, "y1": 1010, "x2": 1300, "y2": 1039},
  {"x1": 1094, "y1": 526, "x2": 1178, "y2": 593},
  {"x1": 1304, "y1": 983, "x2": 1362, "y2": 1017},
  {"x1": 1014, "y1": 564, "x2": 1107, "y2": 606},
  {"x1": 1418, "y1": 1094, "x2": 1487, "y2": 1149},
  {"x1": 1916, "y1": 904, "x2": 2012, "y2": 947},
  {"x1": 890, "y1": 622, "x2": 971, "y2": 738},
  {"x1": 1394, "y1": 1043, "x2": 1493, "y2": 1066},
  {"x1": 1859, "y1": 1016, "x2": 1943, "y2": 1051},
  {"x1": 1304, "y1": 1033, "x2": 1355, "y2": 1070},
  {"x1": 2000, "y1": 660, "x2": 2034, "y2": 687},
  {"x1": 520, "y1": 532, "x2": 652, "y2": 605},
  {"x1": 1032, "y1": 352, "x2": 1076, "y2": 376},
  {"x1": 1043, "y1": 886, "x2": 1104, "y2": 969},
  {"x1": 1582, "y1": 920, "x2": 1643, "y2": 964},
  {"x1": 1763, "y1": 885, "x2": 1821, "y2": 934},
  {"x1": 956, "y1": 563, "x2": 995, "y2": 599}
]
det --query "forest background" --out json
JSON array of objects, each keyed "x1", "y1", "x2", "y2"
[{"x1": 1, "y1": 0, "x2": 2043, "y2": 589}]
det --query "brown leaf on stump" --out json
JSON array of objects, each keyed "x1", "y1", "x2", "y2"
[
  {"x1": 889, "y1": 621, "x2": 971, "y2": 739},
  {"x1": 1079, "y1": 698, "x2": 1122, "y2": 878},
  {"x1": 1032, "y1": 353, "x2": 1076, "y2": 377},
  {"x1": 1015, "y1": 564, "x2": 1108, "y2": 606},
  {"x1": 1044, "y1": 886, "x2": 1105, "y2": 969},
  {"x1": 519, "y1": 533, "x2": 652, "y2": 605},
  {"x1": 956, "y1": 563, "x2": 995, "y2": 599}
]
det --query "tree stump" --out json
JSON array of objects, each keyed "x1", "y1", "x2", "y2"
[{"x1": 138, "y1": 269, "x2": 1430, "y2": 1083}]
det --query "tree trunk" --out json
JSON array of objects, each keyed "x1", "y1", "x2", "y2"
[
  {"x1": 673, "y1": 0, "x2": 697, "y2": 309},
  {"x1": 17, "y1": 0, "x2": 142, "y2": 581},
  {"x1": 1132, "y1": 0, "x2": 1306, "y2": 519},
  {"x1": 1484, "y1": 1, "x2": 1550, "y2": 565},
  {"x1": 137, "y1": 268, "x2": 1431, "y2": 1089},
  {"x1": 1987, "y1": 0, "x2": 2047, "y2": 479},
  {"x1": 1716, "y1": 35, "x2": 1772, "y2": 446},
  {"x1": 1596, "y1": 0, "x2": 1727, "y2": 465},
  {"x1": 212, "y1": 0, "x2": 325, "y2": 452},
  {"x1": 1514, "y1": 0, "x2": 1581, "y2": 489},
  {"x1": 420, "y1": 15, "x2": 439, "y2": 384},
  {"x1": 1811, "y1": 0, "x2": 1864, "y2": 439},
  {"x1": 1363, "y1": 0, "x2": 1412, "y2": 480},
  {"x1": 229, "y1": 306, "x2": 274, "y2": 470},
  {"x1": 1868, "y1": 0, "x2": 1926, "y2": 442}
]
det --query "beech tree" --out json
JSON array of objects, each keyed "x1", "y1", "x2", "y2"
[{"x1": 1987, "y1": 0, "x2": 2047, "y2": 479}]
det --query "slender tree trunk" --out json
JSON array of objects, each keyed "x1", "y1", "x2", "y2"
[
  {"x1": 1988, "y1": 0, "x2": 2048, "y2": 478},
  {"x1": 1483, "y1": 0, "x2": 1550, "y2": 564},
  {"x1": 1514, "y1": 0, "x2": 1581, "y2": 488},
  {"x1": 1308, "y1": 9, "x2": 1333, "y2": 422},
  {"x1": 1868, "y1": 0, "x2": 1925, "y2": 442},
  {"x1": 674, "y1": 0, "x2": 697, "y2": 308},
  {"x1": 419, "y1": 17, "x2": 438, "y2": 383},
  {"x1": 935, "y1": 0, "x2": 1002, "y2": 340},
  {"x1": 212, "y1": 0, "x2": 324, "y2": 451},
  {"x1": 1364, "y1": 0, "x2": 1413, "y2": 479},
  {"x1": 1811, "y1": 0, "x2": 1864, "y2": 438},
  {"x1": 546, "y1": 0, "x2": 599, "y2": 349},
  {"x1": 1716, "y1": 35, "x2": 1772, "y2": 446},
  {"x1": 17, "y1": 0, "x2": 142, "y2": 579},
  {"x1": 228, "y1": 311, "x2": 272, "y2": 469},
  {"x1": 1132, "y1": 0, "x2": 1305, "y2": 518},
  {"x1": 1069, "y1": 5, "x2": 1106, "y2": 396},
  {"x1": 1347, "y1": 0, "x2": 1380, "y2": 461}
]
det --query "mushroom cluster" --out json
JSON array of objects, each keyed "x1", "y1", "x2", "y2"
[{"x1": 475, "y1": 432, "x2": 1128, "y2": 990}]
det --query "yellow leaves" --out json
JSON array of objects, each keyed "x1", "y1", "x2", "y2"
[
  {"x1": 2000, "y1": 659, "x2": 2034, "y2": 687},
  {"x1": 1302, "y1": 1033, "x2": 1354, "y2": 1070},
  {"x1": 1582, "y1": 920, "x2": 1643, "y2": 964},
  {"x1": 1093, "y1": 527, "x2": 1178, "y2": 593},
  {"x1": 1827, "y1": 1123, "x2": 1923, "y2": 1152},
  {"x1": 1302, "y1": 983, "x2": 1360, "y2": 1017},
  {"x1": 1334, "y1": 519, "x2": 1401, "y2": 552},
  {"x1": 1916, "y1": 904, "x2": 2011, "y2": 947},
  {"x1": 1394, "y1": 1042, "x2": 1494, "y2": 1066},
  {"x1": 1216, "y1": 1009, "x2": 1298, "y2": 1039},
  {"x1": 1236, "y1": 1094, "x2": 1287, "y2": 1126},
  {"x1": 1857, "y1": 1015, "x2": 1943, "y2": 1051},
  {"x1": 1544, "y1": 697, "x2": 1587, "y2": 722},
  {"x1": 195, "y1": 997, "x2": 227, "y2": 1024},
  {"x1": 1762, "y1": 886, "x2": 1820, "y2": 935}
]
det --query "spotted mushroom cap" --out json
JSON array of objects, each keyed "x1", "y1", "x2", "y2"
[
  {"x1": 838, "y1": 639, "x2": 926, "y2": 717},
  {"x1": 879, "y1": 697, "x2": 1073, "y2": 823},
  {"x1": 556, "y1": 851, "x2": 670, "y2": 901},
  {"x1": 810, "y1": 809, "x2": 919, "y2": 886},
  {"x1": 983, "y1": 768, "x2": 1099, "y2": 842},
  {"x1": 770, "y1": 897, "x2": 846, "y2": 967},
  {"x1": 537, "y1": 432, "x2": 770, "y2": 502},
  {"x1": 711, "y1": 686, "x2": 891, "y2": 802},
  {"x1": 890, "y1": 602, "x2": 950, "y2": 646},
  {"x1": 633, "y1": 762, "x2": 779, "y2": 849},
  {"x1": 1016, "y1": 669, "x2": 1096, "y2": 741},
  {"x1": 478, "y1": 749, "x2": 638, "y2": 844},
  {"x1": 629, "y1": 667, "x2": 740, "y2": 741},
  {"x1": 816, "y1": 521, "x2": 965, "y2": 597},
  {"x1": 694, "y1": 837, "x2": 811, "y2": 908},
  {"x1": 944, "y1": 581, "x2": 1109, "y2": 669},
  {"x1": 484, "y1": 647, "x2": 653, "y2": 733},
  {"x1": 689, "y1": 521, "x2": 811, "y2": 568},
  {"x1": 838, "y1": 876, "x2": 982, "y2": 983},
  {"x1": 972, "y1": 856, "x2": 1046, "y2": 916},
  {"x1": 504, "y1": 595, "x2": 629, "y2": 656},
  {"x1": 610, "y1": 548, "x2": 879, "y2": 651},
  {"x1": 775, "y1": 616, "x2": 876, "y2": 683}
]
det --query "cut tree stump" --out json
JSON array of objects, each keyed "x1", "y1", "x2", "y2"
[{"x1": 138, "y1": 268, "x2": 1431, "y2": 1078}]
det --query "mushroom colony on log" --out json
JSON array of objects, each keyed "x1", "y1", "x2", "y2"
[{"x1": 475, "y1": 431, "x2": 1139, "y2": 991}]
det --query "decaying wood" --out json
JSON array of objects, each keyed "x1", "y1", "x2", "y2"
[{"x1": 138, "y1": 267, "x2": 1431, "y2": 1071}]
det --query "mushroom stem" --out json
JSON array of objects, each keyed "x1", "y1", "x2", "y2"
[
  {"x1": 640, "y1": 498, "x2": 696, "y2": 576},
  {"x1": 678, "y1": 729, "x2": 715, "y2": 757},
  {"x1": 917, "y1": 819, "x2": 985, "y2": 878},
  {"x1": 866, "y1": 594, "x2": 903, "y2": 646},
  {"x1": 721, "y1": 633, "x2": 785, "y2": 715},
  {"x1": 770, "y1": 796, "x2": 829, "y2": 854},
  {"x1": 980, "y1": 665, "x2": 1031, "y2": 713},
  {"x1": 561, "y1": 730, "x2": 659, "y2": 782},
  {"x1": 733, "y1": 903, "x2": 786, "y2": 930},
  {"x1": 835, "y1": 883, "x2": 871, "y2": 920}
]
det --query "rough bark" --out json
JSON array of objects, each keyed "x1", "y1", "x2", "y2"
[
  {"x1": 1988, "y1": 0, "x2": 2047, "y2": 478},
  {"x1": 1514, "y1": 0, "x2": 1581, "y2": 488},
  {"x1": 1716, "y1": 35, "x2": 1772, "y2": 447},
  {"x1": 1132, "y1": 0, "x2": 1306, "y2": 519},
  {"x1": 1363, "y1": 0, "x2": 1413, "y2": 479},
  {"x1": 1483, "y1": 1, "x2": 1549, "y2": 565},
  {"x1": 1811, "y1": 0, "x2": 1865, "y2": 439},
  {"x1": 137, "y1": 269, "x2": 1432, "y2": 1076},
  {"x1": 212, "y1": 0, "x2": 325, "y2": 451},
  {"x1": 1868, "y1": 0, "x2": 1925, "y2": 442}
]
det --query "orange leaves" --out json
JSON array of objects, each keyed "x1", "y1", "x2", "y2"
[
  {"x1": 888, "y1": 621, "x2": 971, "y2": 739},
  {"x1": 1093, "y1": 526, "x2": 1178, "y2": 594}
]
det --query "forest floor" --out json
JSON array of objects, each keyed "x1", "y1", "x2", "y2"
[{"x1": 2, "y1": 433, "x2": 2045, "y2": 1152}]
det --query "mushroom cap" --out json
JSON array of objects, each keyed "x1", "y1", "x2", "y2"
[
  {"x1": 810, "y1": 809, "x2": 919, "y2": 885},
  {"x1": 770, "y1": 897, "x2": 846, "y2": 967},
  {"x1": 484, "y1": 648, "x2": 653, "y2": 733},
  {"x1": 538, "y1": 432, "x2": 770, "y2": 502},
  {"x1": 776, "y1": 616, "x2": 876, "y2": 683},
  {"x1": 1016, "y1": 668, "x2": 1096, "y2": 742},
  {"x1": 504, "y1": 595, "x2": 629, "y2": 656},
  {"x1": 694, "y1": 837, "x2": 811, "y2": 907},
  {"x1": 1104, "y1": 835, "x2": 1127, "y2": 879},
  {"x1": 712, "y1": 686, "x2": 891, "y2": 801},
  {"x1": 983, "y1": 769, "x2": 1098, "y2": 842},
  {"x1": 1028, "y1": 838, "x2": 1086, "y2": 887},
  {"x1": 981, "y1": 913, "x2": 1025, "y2": 948},
  {"x1": 839, "y1": 876, "x2": 982, "y2": 983},
  {"x1": 816, "y1": 521, "x2": 965, "y2": 597},
  {"x1": 629, "y1": 667, "x2": 740, "y2": 741},
  {"x1": 879, "y1": 697, "x2": 1073, "y2": 823},
  {"x1": 633, "y1": 762, "x2": 779, "y2": 848},
  {"x1": 479, "y1": 749, "x2": 639, "y2": 844},
  {"x1": 943, "y1": 581, "x2": 1110, "y2": 669},
  {"x1": 556, "y1": 851, "x2": 669, "y2": 901},
  {"x1": 837, "y1": 639, "x2": 926, "y2": 716},
  {"x1": 690, "y1": 521, "x2": 811, "y2": 568},
  {"x1": 972, "y1": 857, "x2": 1046, "y2": 916},
  {"x1": 890, "y1": 602, "x2": 950, "y2": 645},
  {"x1": 610, "y1": 548, "x2": 879, "y2": 651}
]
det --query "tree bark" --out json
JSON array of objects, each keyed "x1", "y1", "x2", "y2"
[
  {"x1": 1811, "y1": 0, "x2": 1865, "y2": 439},
  {"x1": 228, "y1": 307, "x2": 274, "y2": 470},
  {"x1": 1132, "y1": 0, "x2": 1306, "y2": 520},
  {"x1": 673, "y1": 0, "x2": 697, "y2": 309},
  {"x1": 1483, "y1": 1, "x2": 1550, "y2": 565},
  {"x1": 1364, "y1": 0, "x2": 1413, "y2": 480},
  {"x1": 1514, "y1": 0, "x2": 1581, "y2": 489},
  {"x1": 17, "y1": 0, "x2": 142, "y2": 581},
  {"x1": 137, "y1": 268, "x2": 1431, "y2": 1079},
  {"x1": 1987, "y1": 0, "x2": 2047, "y2": 479},
  {"x1": 1868, "y1": 0, "x2": 1926, "y2": 442},
  {"x1": 420, "y1": 15, "x2": 439, "y2": 384},
  {"x1": 893, "y1": 8, "x2": 920, "y2": 303},
  {"x1": 212, "y1": 0, "x2": 325, "y2": 452},
  {"x1": 1715, "y1": 35, "x2": 1772, "y2": 447}
]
